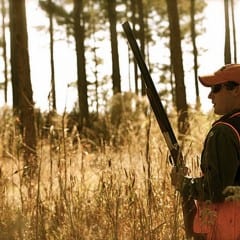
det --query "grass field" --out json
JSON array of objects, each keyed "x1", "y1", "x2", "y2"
[{"x1": 0, "y1": 105, "x2": 213, "y2": 240}]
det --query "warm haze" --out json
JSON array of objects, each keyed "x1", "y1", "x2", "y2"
[{"x1": 2, "y1": 0, "x2": 240, "y2": 113}]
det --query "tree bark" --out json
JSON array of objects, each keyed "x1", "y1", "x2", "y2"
[
  {"x1": 190, "y1": 0, "x2": 200, "y2": 108},
  {"x1": 137, "y1": 0, "x2": 146, "y2": 96},
  {"x1": 9, "y1": 0, "x2": 37, "y2": 178},
  {"x1": 48, "y1": 0, "x2": 57, "y2": 111},
  {"x1": 107, "y1": 0, "x2": 121, "y2": 94},
  {"x1": 1, "y1": 0, "x2": 8, "y2": 103},
  {"x1": 224, "y1": 0, "x2": 231, "y2": 64},
  {"x1": 166, "y1": 0, "x2": 189, "y2": 135},
  {"x1": 73, "y1": 0, "x2": 90, "y2": 128},
  {"x1": 230, "y1": 0, "x2": 237, "y2": 63}
]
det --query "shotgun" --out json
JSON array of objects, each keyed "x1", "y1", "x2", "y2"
[{"x1": 122, "y1": 21, "x2": 197, "y2": 239}]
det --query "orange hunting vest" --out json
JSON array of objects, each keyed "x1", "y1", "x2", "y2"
[{"x1": 193, "y1": 201, "x2": 240, "y2": 239}]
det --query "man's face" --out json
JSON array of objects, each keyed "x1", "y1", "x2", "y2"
[{"x1": 208, "y1": 84, "x2": 240, "y2": 115}]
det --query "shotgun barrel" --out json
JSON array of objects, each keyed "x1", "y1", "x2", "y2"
[
  {"x1": 122, "y1": 21, "x2": 182, "y2": 166},
  {"x1": 122, "y1": 21, "x2": 197, "y2": 239}
]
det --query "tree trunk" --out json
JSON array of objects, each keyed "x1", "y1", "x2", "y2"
[
  {"x1": 48, "y1": 0, "x2": 57, "y2": 111},
  {"x1": 190, "y1": 0, "x2": 200, "y2": 108},
  {"x1": 9, "y1": 0, "x2": 37, "y2": 178},
  {"x1": 137, "y1": 0, "x2": 146, "y2": 96},
  {"x1": 166, "y1": 0, "x2": 189, "y2": 135},
  {"x1": 230, "y1": 0, "x2": 237, "y2": 63},
  {"x1": 73, "y1": 0, "x2": 89, "y2": 128},
  {"x1": 1, "y1": 0, "x2": 8, "y2": 103},
  {"x1": 107, "y1": 0, "x2": 121, "y2": 94},
  {"x1": 130, "y1": 0, "x2": 139, "y2": 95},
  {"x1": 224, "y1": 0, "x2": 231, "y2": 64}
]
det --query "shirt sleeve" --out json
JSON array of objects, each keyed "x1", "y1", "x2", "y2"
[{"x1": 181, "y1": 124, "x2": 240, "y2": 202}]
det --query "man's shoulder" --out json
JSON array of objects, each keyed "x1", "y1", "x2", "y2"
[
  {"x1": 212, "y1": 121, "x2": 240, "y2": 144},
  {"x1": 214, "y1": 110, "x2": 240, "y2": 135}
]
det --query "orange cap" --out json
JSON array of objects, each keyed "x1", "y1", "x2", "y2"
[{"x1": 199, "y1": 64, "x2": 240, "y2": 86}]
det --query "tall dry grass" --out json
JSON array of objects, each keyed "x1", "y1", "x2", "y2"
[{"x1": 0, "y1": 103, "x2": 213, "y2": 240}]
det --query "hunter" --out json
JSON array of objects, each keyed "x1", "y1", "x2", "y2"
[{"x1": 171, "y1": 64, "x2": 240, "y2": 239}]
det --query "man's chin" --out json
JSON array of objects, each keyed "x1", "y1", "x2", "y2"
[
  {"x1": 213, "y1": 106, "x2": 220, "y2": 115},
  {"x1": 214, "y1": 108, "x2": 225, "y2": 115}
]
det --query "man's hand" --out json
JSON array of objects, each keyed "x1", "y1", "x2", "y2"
[{"x1": 170, "y1": 166, "x2": 188, "y2": 192}]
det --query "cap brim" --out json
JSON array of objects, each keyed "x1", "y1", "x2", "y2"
[{"x1": 198, "y1": 75, "x2": 226, "y2": 87}]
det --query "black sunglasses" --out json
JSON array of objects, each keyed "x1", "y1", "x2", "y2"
[
  {"x1": 211, "y1": 81, "x2": 239, "y2": 94},
  {"x1": 211, "y1": 84, "x2": 222, "y2": 93}
]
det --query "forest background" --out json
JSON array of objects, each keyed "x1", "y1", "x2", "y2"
[
  {"x1": 22, "y1": 0, "x2": 239, "y2": 114},
  {"x1": 0, "y1": 0, "x2": 239, "y2": 239}
]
